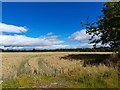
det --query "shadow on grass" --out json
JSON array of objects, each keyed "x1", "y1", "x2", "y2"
[{"x1": 61, "y1": 54, "x2": 111, "y2": 66}]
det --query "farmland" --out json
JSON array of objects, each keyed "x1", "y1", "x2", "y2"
[{"x1": 1, "y1": 52, "x2": 119, "y2": 88}]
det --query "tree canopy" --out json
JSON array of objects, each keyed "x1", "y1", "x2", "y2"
[{"x1": 81, "y1": 2, "x2": 120, "y2": 51}]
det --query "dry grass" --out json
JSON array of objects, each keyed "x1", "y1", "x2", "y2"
[
  {"x1": 1, "y1": 52, "x2": 119, "y2": 88},
  {"x1": 2, "y1": 52, "x2": 81, "y2": 78}
]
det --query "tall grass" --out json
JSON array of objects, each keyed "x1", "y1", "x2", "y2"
[{"x1": 1, "y1": 52, "x2": 119, "y2": 88}]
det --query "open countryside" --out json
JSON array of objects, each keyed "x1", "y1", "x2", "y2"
[
  {"x1": 1, "y1": 52, "x2": 119, "y2": 88},
  {"x1": 1, "y1": 1, "x2": 120, "y2": 89}
]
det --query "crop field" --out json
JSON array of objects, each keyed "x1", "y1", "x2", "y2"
[{"x1": 0, "y1": 52, "x2": 119, "y2": 88}]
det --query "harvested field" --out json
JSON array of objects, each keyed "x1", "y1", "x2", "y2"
[{"x1": 1, "y1": 52, "x2": 119, "y2": 88}]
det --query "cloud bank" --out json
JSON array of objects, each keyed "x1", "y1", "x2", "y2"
[
  {"x1": 0, "y1": 23, "x2": 105, "y2": 50},
  {"x1": 0, "y1": 23, "x2": 64, "y2": 49},
  {"x1": 0, "y1": 34, "x2": 63, "y2": 46},
  {"x1": 0, "y1": 23, "x2": 27, "y2": 33}
]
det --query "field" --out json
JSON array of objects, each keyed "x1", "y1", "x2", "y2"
[{"x1": 0, "y1": 52, "x2": 119, "y2": 88}]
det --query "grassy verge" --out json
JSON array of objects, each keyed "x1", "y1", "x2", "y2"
[{"x1": 2, "y1": 67, "x2": 118, "y2": 88}]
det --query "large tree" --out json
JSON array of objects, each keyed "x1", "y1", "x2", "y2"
[{"x1": 81, "y1": 2, "x2": 120, "y2": 51}]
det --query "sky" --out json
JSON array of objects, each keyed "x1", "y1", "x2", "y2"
[{"x1": 0, "y1": 2, "x2": 105, "y2": 50}]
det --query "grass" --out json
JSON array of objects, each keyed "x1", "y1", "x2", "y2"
[
  {"x1": 66, "y1": 70, "x2": 118, "y2": 88},
  {"x1": 1, "y1": 52, "x2": 119, "y2": 88},
  {"x1": 17, "y1": 59, "x2": 30, "y2": 75},
  {"x1": 2, "y1": 69, "x2": 118, "y2": 88},
  {"x1": 0, "y1": 84, "x2": 2, "y2": 90}
]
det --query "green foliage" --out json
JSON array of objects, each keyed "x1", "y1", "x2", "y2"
[{"x1": 81, "y1": 2, "x2": 120, "y2": 50}]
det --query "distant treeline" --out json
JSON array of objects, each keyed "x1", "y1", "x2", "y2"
[{"x1": 1, "y1": 47, "x2": 114, "y2": 52}]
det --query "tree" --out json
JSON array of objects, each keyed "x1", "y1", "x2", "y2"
[
  {"x1": 32, "y1": 48, "x2": 36, "y2": 52},
  {"x1": 81, "y1": 2, "x2": 120, "y2": 52}
]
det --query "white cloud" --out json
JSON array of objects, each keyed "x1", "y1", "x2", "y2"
[
  {"x1": 0, "y1": 23, "x2": 27, "y2": 33},
  {"x1": 69, "y1": 29, "x2": 92, "y2": 42},
  {"x1": 0, "y1": 44, "x2": 92, "y2": 50},
  {"x1": 68, "y1": 29, "x2": 108, "y2": 48},
  {"x1": 0, "y1": 34, "x2": 63, "y2": 47},
  {"x1": 65, "y1": 43, "x2": 93, "y2": 48},
  {"x1": 79, "y1": 43, "x2": 93, "y2": 48},
  {"x1": 34, "y1": 44, "x2": 70, "y2": 49},
  {"x1": 0, "y1": 23, "x2": 64, "y2": 49},
  {"x1": 0, "y1": 23, "x2": 107, "y2": 50}
]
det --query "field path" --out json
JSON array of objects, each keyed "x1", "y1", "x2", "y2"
[{"x1": 28, "y1": 57, "x2": 39, "y2": 74}]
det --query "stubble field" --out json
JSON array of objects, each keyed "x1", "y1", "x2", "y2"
[{"x1": 1, "y1": 52, "x2": 119, "y2": 88}]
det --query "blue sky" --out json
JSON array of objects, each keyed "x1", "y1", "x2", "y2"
[{"x1": 1, "y1": 2, "x2": 104, "y2": 49}]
